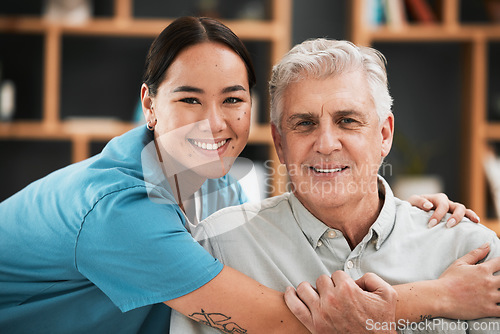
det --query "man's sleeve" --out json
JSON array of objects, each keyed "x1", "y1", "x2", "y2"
[
  {"x1": 467, "y1": 318, "x2": 500, "y2": 333},
  {"x1": 191, "y1": 218, "x2": 224, "y2": 263}
]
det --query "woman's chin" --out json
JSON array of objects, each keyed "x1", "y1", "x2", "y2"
[{"x1": 192, "y1": 157, "x2": 236, "y2": 179}]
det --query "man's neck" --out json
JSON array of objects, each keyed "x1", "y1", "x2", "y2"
[
  {"x1": 300, "y1": 188, "x2": 384, "y2": 250},
  {"x1": 337, "y1": 194, "x2": 383, "y2": 249}
]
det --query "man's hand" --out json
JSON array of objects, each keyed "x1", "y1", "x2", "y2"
[
  {"x1": 407, "y1": 193, "x2": 480, "y2": 228},
  {"x1": 284, "y1": 271, "x2": 397, "y2": 333},
  {"x1": 437, "y1": 243, "x2": 500, "y2": 320}
]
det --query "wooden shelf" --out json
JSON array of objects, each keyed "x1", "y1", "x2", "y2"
[
  {"x1": 483, "y1": 219, "x2": 500, "y2": 236},
  {"x1": 0, "y1": 120, "x2": 131, "y2": 139},
  {"x1": 0, "y1": 120, "x2": 272, "y2": 144},
  {"x1": 0, "y1": 16, "x2": 287, "y2": 40},
  {"x1": 0, "y1": 119, "x2": 274, "y2": 179},
  {"x1": 0, "y1": 0, "x2": 292, "y2": 198},
  {"x1": 365, "y1": 24, "x2": 500, "y2": 42},
  {"x1": 350, "y1": 0, "x2": 500, "y2": 231},
  {"x1": 486, "y1": 123, "x2": 500, "y2": 140}
]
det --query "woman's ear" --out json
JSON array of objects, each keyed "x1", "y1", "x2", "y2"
[{"x1": 141, "y1": 83, "x2": 154, "y2": 121}]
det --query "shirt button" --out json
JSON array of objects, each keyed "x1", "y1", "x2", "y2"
[
  {"x1": 317, "y1": 240, "x2": 323, "y2": 247},
  {"x1": 346, "y1": 260, "x2": 354, "y2": 269},
  {"x1": 327, "y1": 230, "x2": 337, "y2": 239}
]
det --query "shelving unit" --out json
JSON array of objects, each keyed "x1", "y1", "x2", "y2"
[
  {"x1": 350, "y1": 0, "x2": 500, "y2": 234},
  {"x1": 0, "y1": 0, "x2": 291, "y2": 197}
]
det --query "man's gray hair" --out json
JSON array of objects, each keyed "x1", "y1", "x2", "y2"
[{"x1": 269, "y1": 38, "x2": 393, "y2": 131}]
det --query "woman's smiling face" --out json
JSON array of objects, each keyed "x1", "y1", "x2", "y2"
[{"x1": 146, "y1": 41, "x2": 251, "y2": 179}]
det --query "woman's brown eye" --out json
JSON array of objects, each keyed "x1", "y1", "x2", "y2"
[
  {"x1": 180, "y1": 98, "x2": 200, "y2": 104},
  {"x1": 224, "y1": 97, "x2": 242, "y2": 104}
]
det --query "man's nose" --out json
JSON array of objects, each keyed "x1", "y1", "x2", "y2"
[{"x1": 313, "y1": 123, "x2": 342, "y2": 155}]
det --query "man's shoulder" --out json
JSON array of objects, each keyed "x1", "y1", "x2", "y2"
[
  {"x1": 206, "y1": 192, "x2": 291, "y2": 220},
  {"x1": 196, "y1": 193, "x2": 293, "y2": 238},
  {"x1": 394, "y1": 197, "x2": 498, "y2": 241}
]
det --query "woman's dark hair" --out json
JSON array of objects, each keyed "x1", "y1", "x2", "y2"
[{"x1": 143, "y1": 16, "x2": 256, "y2": 96}]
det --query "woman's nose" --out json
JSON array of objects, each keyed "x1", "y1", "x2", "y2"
[{"x1": 198, "y1": 104, "x2": 227, "y2": 133}]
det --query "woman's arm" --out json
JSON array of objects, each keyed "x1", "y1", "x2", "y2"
[
  {"x1": 166, "y1": 265, "x2": 397, "y2": 333},
  {"x1": 392, "y1": 244, "x2": 500, "y2": 322},
  {"x1": 166, "y1": 266, "x2": 305, "y2": 333}
]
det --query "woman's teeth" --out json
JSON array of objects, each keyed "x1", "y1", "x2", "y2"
[{"x1": 191, "y1": 139, "x2": 227, "y2": 150}]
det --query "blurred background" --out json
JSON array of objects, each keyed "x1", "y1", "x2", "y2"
[{"x1": 0, "y1": 0, "x2": 499, "y2": 230}]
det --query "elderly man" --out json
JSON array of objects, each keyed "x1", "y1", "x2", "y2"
[{"x1": 171, "y1": 39, "x2": 500, "y2": 333}]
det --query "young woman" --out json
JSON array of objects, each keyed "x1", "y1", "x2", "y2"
[{"x1": 0, "y1": 16, "x2": 491, "y2": 334}]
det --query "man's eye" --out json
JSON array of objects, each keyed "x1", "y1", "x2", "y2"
[
  {"x1": 180, "y1": 98, "x2": 200, "y2": 104},
  {"x1": 224, "y1": 97, "x2": 242, "y2": 104},
  {"x1": 340, "y1": 118, "x2": 357, "y2": 125},
  {"x1": 298, "y1": 121, "x2": 314, "y2": 126}
]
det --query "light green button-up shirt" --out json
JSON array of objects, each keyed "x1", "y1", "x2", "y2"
[{"x1": 171, "y1": 176, "x2": 500, "y2": 334}]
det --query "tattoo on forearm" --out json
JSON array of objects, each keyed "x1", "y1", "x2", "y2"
[
  {"x1": 419, "y1": 314, "x2": 433, "y2": 321},
  {"x1": 189, "y1": 309, "x2": 247, "y2": 333}
]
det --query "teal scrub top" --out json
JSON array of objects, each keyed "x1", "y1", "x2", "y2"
[{"x1": 0, "y1": 126, "x2": 247, "y2": 333}]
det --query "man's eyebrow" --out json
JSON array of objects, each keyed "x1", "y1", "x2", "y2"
[
  {"x1": 286, "y1": 112, "x2": 316, "y2": 123},
  {"x1": 222, "y1": 85, "x2": 247, "y2": 94},
  {"x1": 335, "y1": 109, "x2": 367, "y2": 119},
  {"x1": 172, "y1": 86, "x2": 204, "y2": 93}
]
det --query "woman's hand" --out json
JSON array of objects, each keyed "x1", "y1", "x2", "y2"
[
  {"x1": 436, "y1": 244, "x2": 500, "y2": 320},
  {"x1": 407, "y1": 193, "x2": 480, "y2": 228}
]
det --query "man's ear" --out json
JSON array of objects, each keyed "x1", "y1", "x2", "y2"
[
  {"x1": 271, "y1": 123, "x2": 285, "y2": 164},
  {"x1": 381, "y1": 113, "x2": 394, "y2": 159},
  {"x1": 141, "y1": 83, "x2": 154, "y2": 121}
]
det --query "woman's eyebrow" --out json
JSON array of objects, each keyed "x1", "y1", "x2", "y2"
[
  {"x1": 172, "y1": 85, "x2": 204, "y2": 93},
  {"x1": 171, "y1": 85, "x2": 246, "y2": 94},
  {"x1": 222, "y1": 85, "x2": 247, "y2": 94}
]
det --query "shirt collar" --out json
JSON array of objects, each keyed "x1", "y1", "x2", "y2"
[
  {"x1": 370, "y1": 175, "x2": 397, "y2": 250},
  {"x1": 288, "y1": 193, "x2": 334, "y2": 249},
  {"x1": 287, "y1": 175, "x2": 397, "y2": 250}
]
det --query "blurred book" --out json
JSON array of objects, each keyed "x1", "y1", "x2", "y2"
[
  {"x1": 484, "y1": 147, "x2": 500, "y2": 218},
  {"x1": 43, "y1": 0, "x2": 92, "y2": 25},
  {"x1": 484, "y1": 0, "x2": 500, "y2": 23},
  {"x1": 404, "y1": 0, "x2": 437, "y2": 23},
  {"x1": 384, "y1": 0, "x2": 408, "y2": 29},
  {"x1": 366, "y1": 0, "x2": 408, "y2": 28},
  {"x1": 366, "y1": 0, "x2": 387, "y2": 28},
  {"x1": 0, "y1": 80, "x2": 16, "y2": 122}
]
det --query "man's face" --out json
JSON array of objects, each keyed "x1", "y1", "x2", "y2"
[{"x1": 272, "y1": 70, "x2": 394, "y2": 215}]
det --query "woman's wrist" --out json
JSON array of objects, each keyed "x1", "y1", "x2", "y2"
[{"x1": 393, "y1": 280, "x2": 443, "y2": 322}]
